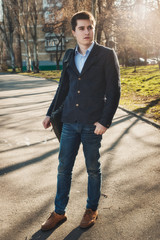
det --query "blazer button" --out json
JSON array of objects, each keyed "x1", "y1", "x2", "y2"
[
  {"x1": 77, "y1": 90, "x2": 80, "y2": 94},
  {"x1": 78, "y1": 77, "x2": 81, "y2": 80},
  {"x1": 76, "y1": 104, "x2": 79, "y2": 107}
]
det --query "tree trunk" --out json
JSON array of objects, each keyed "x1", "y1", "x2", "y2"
[
  {"x1": 9, "y1": 31, "x2": 16, "y2": 72},
  {"x1": 10, "y1": 49, "x2": 16, "y2": 72},
  {"x1": 55, "y1": 35, "x2": 64, "y2": 70},
  {"x1": 16, "y1": 32, "x2": 23, "y2": 72},
  {"x1": 25, "y1": 42, "x2": 31, "y2": 72},
  {"x1": 27, "y1": 52, "x2": 32, "y2": 72},
  {"x1": 92, "y1": 0, "x2": 97, "y2": 18},
  {"x1": 124, "y1": 48, "x2": 129, "y2": 67},
  {"x1": 96, "y1": 24, "x2": 103, "y2": 44},
  {"x1": 33, "y1": 42, "x2": 39, "y2": 73},
  {"x1": 133, "y1": 62, "x2": 137, "y2": 73},
  {"x1": 56, "y1": 59, "x2": 60, "y2": 70}
]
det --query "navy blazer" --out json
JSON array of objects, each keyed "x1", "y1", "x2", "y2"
[{"x1": 47, "y1": 42, "x2": 121, "y2": 128}]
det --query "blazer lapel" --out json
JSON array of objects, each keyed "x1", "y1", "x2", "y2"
[
  {"x1": 68, "y1": 42, "x2": 99, "y2": 76},
  {"x1": 69, "y1": 48, "x2": 80, "y2": 76},
  {"x1": 80, "y1": 42, "x2": 99, "y2": 76}
]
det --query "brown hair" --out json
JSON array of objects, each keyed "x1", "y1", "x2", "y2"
[{"x1": 71, "y1": 11, "x2": 96, "y2": 31}]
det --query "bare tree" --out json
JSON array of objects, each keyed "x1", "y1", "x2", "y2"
[
  {"x1": 13, "y1": 0, "x2": 23, "y2": 72},
  {"x1": 28, "y1": 0, "x2": 40, "y2": 73},
  {"x1": 42, "y1": 0, "x2": 75, "y2": 70},
  {"x1": 148, "y1": 0, "x2": 160, "y2": 69},
  {"x1": 90, "y1": 0, "x2": 119, "y2": 46},
  {"x1": 0, "y1": 0, "x2": 16, "y2": 72},
  {"x1": 16, "y1": 0, "x2": 32, "y2": 72},
  {"x1": 71, "y1": 0, "x2": 92, "y2": 12},
  {"x1": 0, "y1": 33, "x2": 3, "y2": 71},
  {"x1": 15, "y1": 0, "x2": 43, "y2": 72},
  {"x1": 43, "y1": 23, "x2": 66, "y2": 70}
]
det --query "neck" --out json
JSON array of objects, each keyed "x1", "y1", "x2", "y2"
[{"x1": 78, "y1": 42, "x2": 93, "y2": 55}]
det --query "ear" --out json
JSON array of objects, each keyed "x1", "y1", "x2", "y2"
[{"x1": 72, "y1": 30, "x2": 76, "y2": 37}]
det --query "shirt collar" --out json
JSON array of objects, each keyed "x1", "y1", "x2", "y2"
[{"x1": 75, "y1": 41, "x2": 94, "y2": 56}]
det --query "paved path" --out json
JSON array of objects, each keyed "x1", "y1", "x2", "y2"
[{"x1": 0, "y1": 74, "x2": 160, "y2": 240}]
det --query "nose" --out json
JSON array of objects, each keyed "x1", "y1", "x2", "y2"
[{"x1": 84, "y1": 28, "x2": 90, "y2": 34}]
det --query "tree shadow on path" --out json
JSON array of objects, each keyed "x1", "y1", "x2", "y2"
[
  {"x1": 30, "y1": 226, "x2": 89, "y2": 240},
  {"x1": 63, "y1": 227, "x2": 89, "y2": 240},
  {"x1": 0, "y1": 148, "x2": 59, "y2": 176}
]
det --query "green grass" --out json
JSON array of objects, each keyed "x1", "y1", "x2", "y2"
[
  {"x1": 18, "y1": 70, "x2": 61, "y2": 81},
  {"x1": 10, "y1": 65, "x2": 160, "y2": 125},
  {"x1": 120, "y1": 65, "x2": 160, "y2": 124}
]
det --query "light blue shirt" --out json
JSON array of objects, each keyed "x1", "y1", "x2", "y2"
[{"x1": 75, "y1": 42, "x2": 94, "y2": 73}]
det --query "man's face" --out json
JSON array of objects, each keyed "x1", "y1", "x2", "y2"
[{"x1": 72, "y1": 19, "x2": 95, "y2": 48}]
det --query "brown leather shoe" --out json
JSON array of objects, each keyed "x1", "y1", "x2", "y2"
[
  {"x1": 41, "y1": 211, "x2": 67, "y2": 231},
  {"x1": 79, "y1": 209, "x2": 98, "y2": 228}
]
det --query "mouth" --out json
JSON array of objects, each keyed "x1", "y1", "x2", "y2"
[{"x1": 84, "y1": 37, "x2": 90, "y2": 39}]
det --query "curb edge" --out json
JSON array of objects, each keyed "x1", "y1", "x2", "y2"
[{"x1": 119, "y1": 106, "x2": 160, "y2": 129}]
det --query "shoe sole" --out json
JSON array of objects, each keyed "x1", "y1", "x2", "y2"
[{"x1": 41, "y1": 217, "x2": 67, "y2": 231}]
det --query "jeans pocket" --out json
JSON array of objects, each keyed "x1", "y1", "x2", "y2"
[{"x1": 83, "y1": 124, "x2": 96, "y2": 133}]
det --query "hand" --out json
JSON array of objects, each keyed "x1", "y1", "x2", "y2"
[
  {"x1": 42, "y1": 116, "x2": 51, "y2": 129},
  {"x1": 94, "y1": 122, "x2": 107, "y2": 135}
]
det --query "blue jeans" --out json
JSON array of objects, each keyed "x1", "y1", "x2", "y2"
[{"x1": 55, "y1": 123, "x2": 102, "y2": 215}]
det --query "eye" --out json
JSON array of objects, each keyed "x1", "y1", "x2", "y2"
[
  {"x1": 88, "y1": 25, "x2": 93, "y2": 30},
  {"x1": 79, "y1": 27, "x2": 84, "y2": 31}
]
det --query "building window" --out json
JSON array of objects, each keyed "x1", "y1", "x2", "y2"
[{"x1": 45, "y1": 33, "x2": 65, "y2": 52}]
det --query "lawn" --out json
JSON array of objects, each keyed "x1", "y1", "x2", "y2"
[
  {"x1": 120, "y1": 65, "x2": 160, "y2": 124},
  {"x1": 18, "y1": 70, "x2": 61, "y2": 82},
  {"x1": 17, "y1": 65, "x2": 160, "y2": 124}
]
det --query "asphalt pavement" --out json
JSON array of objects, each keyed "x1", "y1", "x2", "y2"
[{"x1": 0, "y1": 74, "x2": 160, "y2": 240}]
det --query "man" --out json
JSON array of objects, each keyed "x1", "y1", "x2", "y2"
[{"x1": 42, "y1": 11, "x2": 120, "y2": 231}]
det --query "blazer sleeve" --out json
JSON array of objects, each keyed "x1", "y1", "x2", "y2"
[
  {"x1": 46, "y1": 73, "x2": 69, "y2": 117},
  {"x1": 99, "y1": 49, "x2": 121, "y2": 128},
  {"x1": 46, "y1": 53, "x2": 70, "y2": 117}
]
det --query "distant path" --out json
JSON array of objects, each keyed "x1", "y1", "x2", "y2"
[{"x1": 0, "y1": 74, "x2": 160, "y2": 240}]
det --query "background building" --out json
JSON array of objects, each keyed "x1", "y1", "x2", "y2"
[{"x1": 20, "y1": 0, "x2": 76, "y2": 70}]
